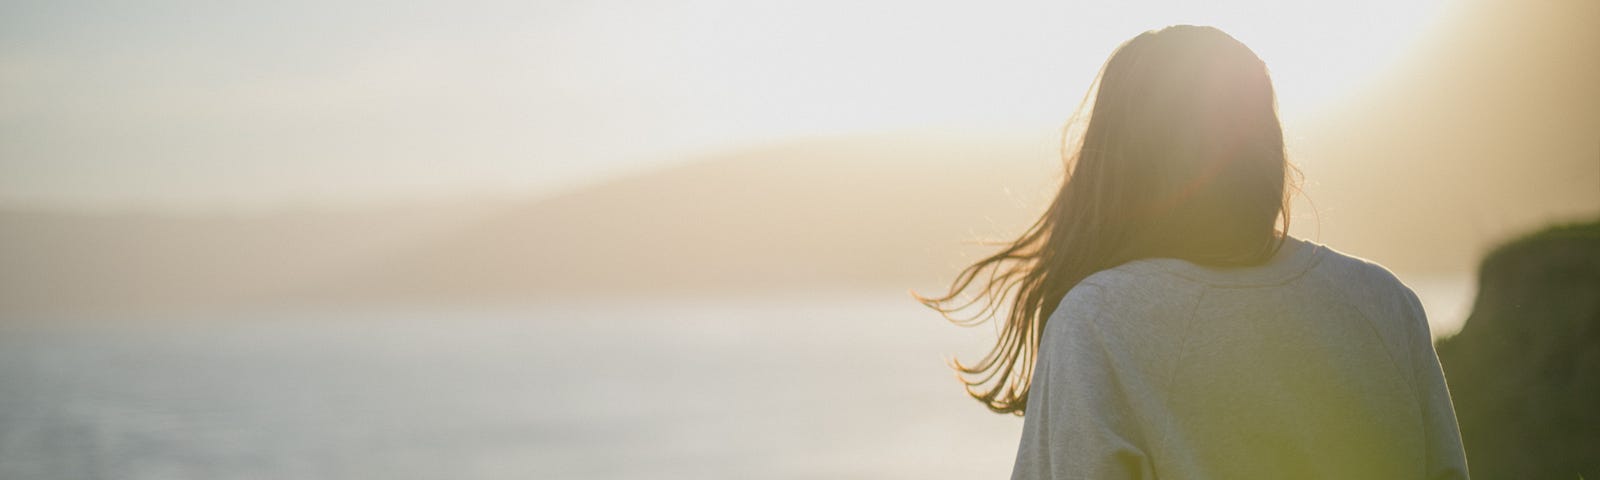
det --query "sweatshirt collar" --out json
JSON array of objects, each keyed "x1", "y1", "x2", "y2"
[{"x1": 1121, "y1": 234, "x2": 1325, "y2": 287}]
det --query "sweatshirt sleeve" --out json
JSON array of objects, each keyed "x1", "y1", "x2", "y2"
[
  {"x1": 1401, "y1": 288, "x2": 1471, "y2": 479},
  {"x1": 1010, "y1": 283, "x2": 1157, "y2": 480}
]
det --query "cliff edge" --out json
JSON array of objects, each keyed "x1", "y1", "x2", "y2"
[{"x1": 1435, "y1": 218, "x2": 1600, "y2": 478}]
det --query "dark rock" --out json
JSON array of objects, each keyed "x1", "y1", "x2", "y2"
[{"x1": 1436, "y1": 218, "x2": 1600, "y2": 478}]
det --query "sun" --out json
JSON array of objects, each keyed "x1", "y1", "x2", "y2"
[{"x1": 1164, "y1": 0, "x2": 1452, "y2": 120}]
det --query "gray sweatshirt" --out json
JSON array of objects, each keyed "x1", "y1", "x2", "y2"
[{"x1": 1010, "y1": 235, "x2": 1469, "y2": 479}]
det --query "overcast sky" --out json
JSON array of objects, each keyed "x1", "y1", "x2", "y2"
[{"x1": 0, "y1": 0, "x2": 1446, "y2": 211}]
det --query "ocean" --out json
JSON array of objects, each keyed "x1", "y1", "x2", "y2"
[
  {"x1": 0, "y1": 294, "x2": 1024, "y2": 479},
  {"x1": 0, "y1": 280, "x2": 1472, "y2": 479}
]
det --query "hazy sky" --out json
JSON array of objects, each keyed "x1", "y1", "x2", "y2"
[{"x1": 1, "y1": 0, "x2": 1446, "y2": 210}]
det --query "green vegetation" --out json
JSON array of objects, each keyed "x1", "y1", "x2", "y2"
[{"x1": 1435, "y1": 217, "x2": 1600, "y2": 479}]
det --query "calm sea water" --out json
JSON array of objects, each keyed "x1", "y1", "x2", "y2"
[
  {"x1": 0, "y1": 293, "x2": 1023, "y2": 480},
  {"x1": 0, "y1": 280, "x2": 1472, "y2": 479}
]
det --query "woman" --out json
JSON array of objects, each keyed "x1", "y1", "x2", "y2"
[{"x1": 914, "y1": 26, "x2": 1469, "y2": 478}]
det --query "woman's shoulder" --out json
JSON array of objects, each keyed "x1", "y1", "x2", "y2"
[
  {"x1": 1071, "y1": 264, "x2": 1204, "y2": 305},
  {"x1": 1089, "y1": 236, "x2": 1414, "y2": 296},
  {"x1": 1308, "y1": 242, "x2": 1425, "y2": 310},
  {"x1": 1054, "y1": 237, "x2": 1427, "y2": 332},
  {"x1": 1049, "y1": 265, "x2": 1211, "y2": 335}
]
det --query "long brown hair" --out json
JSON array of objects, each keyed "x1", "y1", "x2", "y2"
[{"x1": 913, "y1": 25, "x2": 1301, "y2": 415}]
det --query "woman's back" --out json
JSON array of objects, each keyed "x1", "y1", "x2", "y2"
[
  {"x1": 910, "y1": 24, "x2": 1470, "y2": 478},
  {"x1": 1010, "y1": 235, "x2": 1469, "y2": 478}
]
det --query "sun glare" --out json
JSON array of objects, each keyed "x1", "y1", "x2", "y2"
[
  {"x1": 616, "y1": 0, "x2": 1455, "y2": 157},
  {"x1": 1175, "y1": 0, "x2": 1451, "y2": 120},
  {"x1": 1006, "y1": 0, "x2": 1455, "y2": 123}
]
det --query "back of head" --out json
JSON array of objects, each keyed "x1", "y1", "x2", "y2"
[
  {"x1": 917, "y1": 25, "x2": 1296, "y2": 414},
  {"x1": 1075, "y1": 24, "x2": 1289, "y2": 265}
]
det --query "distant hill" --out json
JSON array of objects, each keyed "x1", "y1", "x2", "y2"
[
  {"x1": 300, "y1": 132, "x2": 1061, "y2": 304},
  {"x1": 0, "y1": 201, "x2": 505, "y2": 315},
  {"x1": 0, "y1": 132, "x2": 1061, "y2": 315}
]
